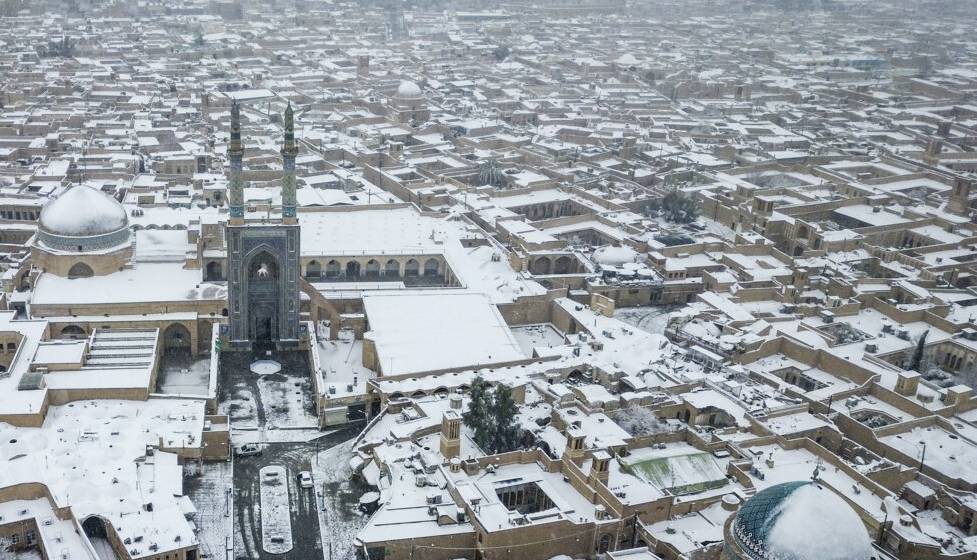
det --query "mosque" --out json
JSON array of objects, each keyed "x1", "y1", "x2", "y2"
[
  {"x1": 388, "y1": 79, "x2": 429, "y2": 124},
  {"x1": 221, "y1": 100, "x2": 302, "y2": 350},
  {"x1": 19, "y1": 86, "x2": 460, "y2": 371}
]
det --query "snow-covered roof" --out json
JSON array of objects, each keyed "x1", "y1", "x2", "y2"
[
  {"x1": 733, "y1": 481, "x2": 873, "y2": 560},
  {"x1": 396, "y1": 80, "x2": 423, "y2": 99},
  {"x1": 363, "y1": 292, "x2": 526, "y2": 376},
  {"x1": 0, "y1": 399, "x2": 205, "y2": 558},
  {"x1": 32, "y1": 262, "x2": 225, "y2": 306},
  {"x1": 39, "y1": 185, "x2": 128, "y2": 237}
]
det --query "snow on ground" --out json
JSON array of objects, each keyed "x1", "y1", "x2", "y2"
[
  {"x1": 311, "y1": 439, "x2": 372, "y2": 560},
  {"x1": 185, "y1": 460, "x2": 233, "y2": 560},
  {"x1": 221, "y1": 387, "x2": 258, "y2": 424},
  {"x1": 251, "y1": 360, "x2": 282, "y2": 375},
  {"x1": 233, "y1": 427, "x2": 338, "y2": 445},
  {"x1": 259, "y1": 465, "x2": 294, "y2": 554},
  {"x1": 89, "y1": 537, "x2": 117, "y2": 560},
  {"x1": 257, "y1": 374, "x2": 317, "y2": 429},
  {"x1": 511, "y1": 323, "x2": 566, "y2": 356},
  {"x1": 614, "y1": 305, "x2": 676, "y2": 335},
  {"x1": 157, "y1": 353, "x2": 211, "y2": 396}
]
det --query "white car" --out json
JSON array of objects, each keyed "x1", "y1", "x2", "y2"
[
  {"x1": 235, "y1": 443, "x2": 262, "y2": 457},
  {"x1": 298, "y1": 471, "x2": 314, "y2": 489}
]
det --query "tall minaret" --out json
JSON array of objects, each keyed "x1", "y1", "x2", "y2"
[
  {"x1": 281, "y1": 102, "x2": 298, "y2": 224},
  {"x1": 228, "y1": 101, "x2": 245, "y2": 225}
]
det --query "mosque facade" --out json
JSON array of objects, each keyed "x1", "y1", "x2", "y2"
[{"x1": 224, "y1": 102, "x2": 302, "y2": 349}]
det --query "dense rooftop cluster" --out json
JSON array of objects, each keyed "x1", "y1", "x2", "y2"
[{"x1": 3, "y1": 1, "x2": 977, "y2": 560}]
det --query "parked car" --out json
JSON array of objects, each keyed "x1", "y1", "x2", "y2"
[
  {"x1": 297, "y1": 471, "x2": 314, "y2": 489},
  {"x1": 235, "y1": 443, "x2": 262, "y2": 457}
]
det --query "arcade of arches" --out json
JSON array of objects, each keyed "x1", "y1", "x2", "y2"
[
  {"x1": 528, "y1": 254, "x2": 580, "y2": 276},
  {"x1": 300, "y1": 255, "x2": 452, "y2": 284},
  {"x1": 201, "y1": 254, "x2": 454, "y2": 285}
]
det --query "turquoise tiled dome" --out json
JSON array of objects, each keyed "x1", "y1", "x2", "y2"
[
  {"x1": 732, "y1": 481, "x2": 873, "y2": 560},
  {"x1": 734, "y1": 481, "x2": 809, "y2": 550},
  {"x1": 37, "y1": 185, "x2": 130, "y2": 252}
]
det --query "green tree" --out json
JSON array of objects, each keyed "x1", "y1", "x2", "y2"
[
  {"x1": 463, "y1": 376, "x2": 495, "y2": 452},
  {"x1": 58, "y1": 35, "x2": 73, "y2": 58},
  {"x1": 657, "y1": 190, "x2": 699, "y2": 223},
  {"x1": 491, "y1": 384, "x2": 521, "y2": 453},
  {"x1": 910, "y1": 329, "x2": 929, "y2": 372}
]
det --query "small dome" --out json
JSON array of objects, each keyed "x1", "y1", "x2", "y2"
[
  {"x1": 616, "y1": 53, "x2": 639, "y2": 66},
  {"x1": 396, "y1": 80, "x2": 423, "y2": 98},
  {"x1": 733, "y1": 481, "x2": 873, "y2": 560},
  {"x1": 593, "y1": 245, "x2": 639, "y2": 266},
  {"x1": 40, "y1": 185, "x2": 128, "y2": 237}
]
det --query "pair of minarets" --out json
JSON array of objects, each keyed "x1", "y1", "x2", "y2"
[{"x1": 227, "y1": 101, "x2": 298, "y2": 225}]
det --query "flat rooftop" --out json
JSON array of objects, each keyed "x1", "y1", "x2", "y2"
[
  {"x1": 0, "y1": 398, "x2": 205, "y2": 558},
  {"x1": 363, "y1": 291, "x2": 526, "y2": 377}
]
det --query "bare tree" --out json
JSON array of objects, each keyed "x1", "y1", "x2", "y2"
[{"x1": 612, "y1": 406, "x2": 669, "y2": 436}]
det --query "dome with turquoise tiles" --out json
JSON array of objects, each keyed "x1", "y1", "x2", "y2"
[{"x1": 731, "y1": 481, "x2": 873, "y2": 560}]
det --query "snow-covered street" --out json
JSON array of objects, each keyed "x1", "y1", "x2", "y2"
[
  {"x1": 228, "y1": 422, "x2": 365, "y2": 560},
  {"x1": 185, "y1": 459, "x2": 233, "y2": 560},
  {"x1": 310, "y1": 439, "x2": 374, "y2": 560}
]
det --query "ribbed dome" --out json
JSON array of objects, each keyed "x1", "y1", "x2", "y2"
[
  {"x1": 40, "y1": 185, "x2": 128, "y2": 237},
  {"x1": 396, "y1": 80, "x2": 423, "y2": 98},
  {"x1": 733, "y1": 481, "x2": 873, "y2": 560}
]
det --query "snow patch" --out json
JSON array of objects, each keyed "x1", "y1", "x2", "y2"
[
  {"x1": 259, "y1": 465, "x2": 293, "y2": 554},
  {"x1": 593, "y1": 245, "x2": 639, "y2": 266},
  {"x1": 39, "y1": 185, "x2": 128, "y2": 236},
  {"x1": 250, "y1": 360, "x2": 282, "y2": 375},
  {"x1": 766, "y1": 483, "x2": 873, "y2": 560}
]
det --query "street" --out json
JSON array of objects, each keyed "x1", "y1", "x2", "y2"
[
  {"x1": 214, "y1": 347, "x2": 368, "y2": 559},
  {"x1": 231, "y1": 425, "x2": 362, "y2": 560}
]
